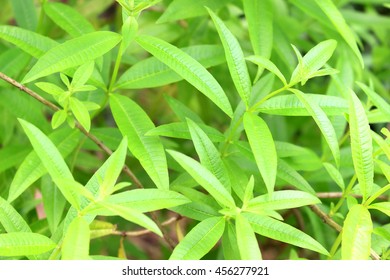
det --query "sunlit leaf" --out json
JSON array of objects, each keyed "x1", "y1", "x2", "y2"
[{"x1": 0, "y1": 232, "x2": 56, "y2": 256}]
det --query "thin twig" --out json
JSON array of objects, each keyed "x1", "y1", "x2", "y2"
[
  {"x1": 113, "y1": 216, "x2": 181, "y2": 237},
  {"x1": 309, "y1": 205, "x2": 380, "y2": 260},
  {"x1": 0, "y1": 71, "x2": 176, "y2": 248},
  {"x1": 317, "y1": 192, "x2": 388, "y2": 200}
]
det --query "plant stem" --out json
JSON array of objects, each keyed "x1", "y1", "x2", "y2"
[
  {"x1": 330, "y1": 174, "x2": 357, "y2": 216},
  {"x1": 108, "y1": 43, "x2": 124, "y2": 94}
]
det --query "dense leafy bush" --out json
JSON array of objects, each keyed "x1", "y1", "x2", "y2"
[{"x1": 0, "y1": 0, "x2": 389, "y2": 260}]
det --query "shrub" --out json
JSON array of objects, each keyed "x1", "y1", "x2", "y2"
[{"x1": 0, "y1": 0, "x2": 389, "y2": 260}]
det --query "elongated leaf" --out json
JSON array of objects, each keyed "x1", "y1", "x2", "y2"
[
  {"x1": 323, "y1": 162, "x2": 345, "y2": 190},
  {"x1": 41, "y1": 175, "x2": 66, "y2": 234},
  {"x1": 164, "y1": 95, "x2": 204, "y2": 123},
  {"x1": 222, "y1": 222, "x2": 241, "y2": 260},
  {"x1": 98, "y1": 137, "x2": 128, "y2": 196},
  {"x1": 146, "y1": 122, "x2": 225, "y2": 142},
  {"x1": 244, "y1": 213, "x2": 329, "y2": 256},
  {"x1": 349, "y1": 91, "x2": 373, "y2": 202},
  {"x1": 187, "y1": 119, "x2": 230, "y2": 191},
  {"x1": 342, "y1": 204, "x2": 372, "y2": 259},
  {"x1": 290, "y1": 89, "x2": 340, "y2": 167},
  {"x1": 89, "y1": 220, "x2": 116, "y2": 240},
  {"x1": 257, "y1": 94, "x2": 349, "y2": 116},
  {"x1": 116, "y1": 45, "x2": 225, "y2": 89},
  {"x1": 11, "y1": 0, "x2": 37, "y2": 31},
  {"x1": 167, "y1": 150, "x2": 235, "y2": 209},
  {"x1": 89, "y1": 189, "x2": 190, "y2": 214},
  {"x1": 23, "y1": 31, "x2": 121, "y2": 83},
  {"x1": 371, "y1": 131, "x2": 390, "y2": 161},
  {"x1": 246, "y1": 55, "x2": 286, "y2": 85},
  {"x1": 18, "y1": 119, "x2": 73, "y2": 184},
  {"x1": 236, "y1": 214, "x2": 262, "y2": 260},
  {"x1": 157, "y1": 0, "x2": 231, "y2": 23},
  {"x1": 290, "y1": 40, "x2": 337, "y2": 85},
  {"x1": 0, "y1": 232, "x2": 56, "y2": 256},
  {"x1": 110, "y1": 94, "x2": 169, "y2": 190},
  {"x1": 243, "y1": 112, "x2": 277, "y2": 195},
  {"x1": 136, "y1": 35, "x2": 232, "y2": 117},
  {"x1": 277, "y1": 159, "x2": 315, "y2": 194},
  {"x1": 8, "y1": 129, "x2": 79, "y2": 203},
  {"x1": 44, "y1": 2, "x2": 95, "y2": 37},
  {"x1": 247, "y1": 190, "x2": 321, "y2": 212},
  {"x1": 70, "y1": 97, "x2": 91, "y2": 132},
  {"x1": 208, "y1": 8, "x2": 252, "y2": 107},
  {"x1": 243, "y1": 0, "x2": 273, "y2": 66},
  {"x1": 315, "y1": 0, "x2": 364, "y2": 68},
  {"x1": 0, "y1": 25, "x2": 57, "y2": 58},
  {"x1": 96, "y1": 202, "x2": 162, "y2": 237},
  {"x1": 368, "y1": 202, "x2": 390, "y2": 216},
  {"x1": 171, "y1": 202, "x2": 219, "y2": 221},
  {"x1": 170, "y1": 217, "x2": 225, "y2": 260},
  {"x1": 0, "y1": 196, "x2": 31, "y2": 233},
  {"x1": 357, "y1": 82, "x2": 390, "y2": 119},
  {"x1": 62, "y1": 217, "x2": 90, "y2": 260}
]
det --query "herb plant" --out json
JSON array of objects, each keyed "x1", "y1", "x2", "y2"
[{"x1": 0, "y1": 0, "x2": 389, "y2": 260}]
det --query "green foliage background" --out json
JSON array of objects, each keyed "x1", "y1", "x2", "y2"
[{"x1": 0, "y1": 0, "x2": 389, "y2": 260}]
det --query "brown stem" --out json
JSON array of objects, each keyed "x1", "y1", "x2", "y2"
[
  {"x1": 317, "y1": 192, "x2": 388, "y2": 200},
  {"x1": 0, "y1": 71, "x2": 176, "y2": 249},
  {"x1": 309, "y1": 205, "x2": 380, "y2": 260}
]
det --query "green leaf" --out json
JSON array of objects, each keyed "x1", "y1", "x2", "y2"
[
  {"x1": 277, "y1": 159, "x2": 315, "y2": 194},
  {"x1": 157, "y1": 0, "x2": 231, "y2": 23},
  {"x1": 290, "y1": 40, "x2": 337, "y2": 85},
  {"x1": 51, "y1": 110, "x2": 67, "y2": 129},
  {"x1": 55, "y1": 178, "x2": 94, "y2": 211},
  {"x1": 41, "y1": 175, "x2": 66, "y2": 234},
  {"x1": 95, "y1": 189, "x2": 190, "y2": 213},
  {"x1": 235, "y1": 214, "x2": 262, "y2": 260},
  {"x1": 136, "y1": 35, "x2": 233, "y2": 117},
  {"x1": 146, "y1": 122, "x2": 225, "y2": 142},
  {"x1": 0, "y1": 25, "x2": 57, "y2": 58},
  {"x1": 110, "y1": 94, "x2": 169, "y2": 190},
  {"x1": 222, "y1": 222, "x2": 241, "y2": 260},
  {"x1": 96, "y1": 202, "x2": 162, "y2": 237},
  {"x1": 8, "y1": 128, "x2": 79, "y2": 203},
  {"x1": 70, "y1": 97, "x2": 91, "y2": 132},
  {"x1": 315, "y1": 0, "x2": 364, "y2": 68},
  {"x1": 246, "y1": 55, "x2": 287, "y2": 85},
  {"x1": 243, "y1": 0, "x2": 273, "y2": 73},
  {"x1": 349, "y1": 90, "x2": 373, "y2": 202},
  {"x1": 187, "y1": 119, "x2": 231, "y2": 191},
  {"x1": 247, "y1": 190, "x2": 321, "y2": 211},
  {"x1": 121, "y1": 16, "x2": 138, "y2": 54},
  {"x1": 244, "y1": 213, "x2": 329, "y2": 256},
  {"x1": 243, "y1": 112, "x2": 277, "y2": 195},
  {"x1": 368, "y1": 202, "x2": 390, "y2": 216},
  {"x1": 342, "y1": 204, "x2": 372, "y2": 260},
  {"x1": 243, "y1": 175, "x2": 255, "y2": 207},
  {"x1": 116, "y1": 45, "x2": 225, "y2": 89},
  {"x1": 289, "y1": 89, "x2": 340, "y2": 167},
  {"x1": 62, "y1": 217, "x2": 90, "y2": 260},
  {"x1": 0, "y1": 196, "x2": 31, "y2": 233},
  {"x1": 23, "y1": 31, "x2": 121, "y2": 83},
  {"x1": 164, "y1": 95, "x2": 204, "y2": 123},
  {"x1": 71, "y1": 62, "x2": 95, "y2": 88},
  {"x1": 372, "y1": 131, "x2": 390, "y2": 161},
  {"x1": 323, "y1": 162, "x2": 345, "y2": 190},
  {"x1": 97, "y1": 137, "x2": 128, "y2": 197},
  {"x1": 89, "y1": 220, "x2": 116, "y2": 239},
  {"x1": 208, "y1": 8, "x2": 252, "y2": 107},
  {"x1": 167, "y1": 150, "x2": 235, "y2": 209},
  {"x1": 0, "y1": 232, "x2": 56, "y2": 256},
  {"x1": 35, "y1": 82, "x2": 65, "y2": 96},
  {"x1": 18, "y1": 119, "x2": 73, "y2": 185},
  {"x1": 357, "y1": 82, "x2": 390, "y2": 119},
  {"x1": 257, "y1": 94, "x2": 349, "y2": 116},
  {"x1": 169, "y1": 216, "x2": 225, "y2": 260},
  {"x1": 11, "y1": 0, "x2": 37, "y2": 31},
  {"x1": 44, "y1": 2, "x2": 95, "y2": 37}
]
